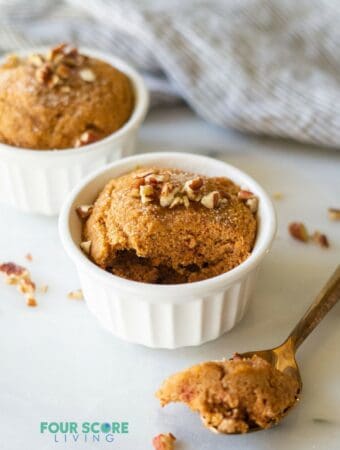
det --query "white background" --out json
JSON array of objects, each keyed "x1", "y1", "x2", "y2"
[{"x1": 1, "y1": 106, "x2": 340, "y2": 450}]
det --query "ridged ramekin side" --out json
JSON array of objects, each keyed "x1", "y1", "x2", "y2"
[
  {"x1": 78, "y1": 266, "x2": 259, "y2": 348},
  {"x1": 0, "y1": 130, "x2": 138, "y2": 215}
]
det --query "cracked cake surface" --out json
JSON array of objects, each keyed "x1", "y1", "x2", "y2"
[
  {"x1": 156, "y1": 355, "x2": 299, "y2": 434},
  {"x1": 81, "y1": 167, "x2": 257, "y2": 284},
  {"x1": 0, "y1": 44, "x2": 134, "y2": 150}
]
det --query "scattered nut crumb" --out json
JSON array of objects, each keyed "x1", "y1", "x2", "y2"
[
  {"x1": 328, "y1": 208, "x2": 340, "y2": 221},
  {"x1": 272, "y1": 192, "x2": 283, "y2": 200},
  {"x1": 289, "y1": 223, "x2": 330, "y2": 249},
  {"x1": 25, "y1": 253, "x2": 33, "y2": 262},
  {"x1": 0, "y1": 262, "x2": 38, "y2": 307},
  {"x1": 67, "y1": 289, "x2": 83, "y2": 300},
  {"x1": 288, "y1": 222, "x2": 309, "y2": 243},
  {"x1": 312, "y1": 231, "x2": 329, "y2": 248},
  {"x1": 152, "y1": 433, "x2": 176, "y2": 450},
  {"x1": 39, "y1": 284, "x2": 49, "y2": 294}
]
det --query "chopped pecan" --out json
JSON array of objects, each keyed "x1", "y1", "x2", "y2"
[
  {"x1": 76, "y1": 204, "x2": 93, "y2": 220},
  {"x1": 0, "y1": 262, "x2": 26, "y2": 277},
  {"x1": 18, "y1": 278, "x2": 35, "y2": 294},
  {"x1": 75, "y1": 131, "x2": 99, "y2": 147},
  {"x1": 36, "y1": 63, "x2": 53, "y2": 84},
  {"x1": 201, "y1": 191, "x2": 220, "y2": 209},
  {"x1": 49, "y1": 74, "x2": 61, "y2": 88},
  {"x1": 79, "y1": 68, "x2": 96, "y2": 82},
  {"x1": 238, "y1": 190, "x2": 254, "y2": 200},
  {"x1": 0, "y1": 262, "x2": 37, "y2": 307},
  {"x1": 55, "y1": 63, "x2": 71, "y2": 79},
  {"x1": 238, "y1": 189, "x2": 259, "y2": 213},
  {"x1": 312, "y1": 231, "x2": 329, "y2": 248},
  {"x1": 130, "y1": 188, "x2": 141, "y2": 198},
  {"x1": 28, "y1": 53, "x2": 45, "y2": 67},
  {"x1": 47, "y1": 43, "x2": 67, "y2": 61},
  {"x1": 246, "y1": 197, "x2": 259, "y2": 214},
  {"x1": 140, "y1": 184, "x2": 154, "y2": 204},
  {"x1": 3, "y1": 54, "x2": 21, "y2": 69},
  {"x1": 328, "y1": 208, "x2": 340, "y2": 221},
  {"x1": 63, "y1": 45, "x2": 79, "y2": 59},
  {"x1": 183, "y1": 177, "x2": 203, "y2": 201},
  {"x1": 160, "y1": 183, "x2": 177, "y2": 207},
  {"x1": 187, "y1": 176, "x2": 203, "y2": 191},
  {"x1": 145, "y1": 174, "x2": 165, "y2": 185},
  {"x1": 80, "y1": 241, "x2": 92, "y2": 255},
  {"x1": 169, "y1": 196, "x2": 183, "y2": 209},
  {"x1": 67, "y1": 289, "x2": 83, "y2": 300},
  {"x1": 182, "y1": 195, "x2": 190, "y2": 208},
  {"x1": 134, "y1": 170, "x2": 155, "y2": 179},
  {"x1": 131, "y1": 178, "x2": 146, "y2": 189},
  {"x1": 288, "y1": 222, "x2": 309, "y2": 243}
]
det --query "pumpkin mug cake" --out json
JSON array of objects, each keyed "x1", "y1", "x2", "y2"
[
  {"x1": 0, "y1": 44, "x2": 149, "y2": 214},
  {"x1": 60, "y1": 153, "x2": 276, "y2": 347},
  {"x1": 0, "y1": 44, "x2": 134, "y2": 150},
  {"x1": 79, "y1": 167, "x2": 257, "y2": 284}
]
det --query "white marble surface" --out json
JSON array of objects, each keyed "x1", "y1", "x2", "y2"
[{"x1": 0, "y1": 106, "x2": 340, "y2": 450}]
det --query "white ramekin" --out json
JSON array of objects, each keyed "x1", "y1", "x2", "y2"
[
  {"x1": 59, "y1": 152, "x2": 276, "y2": 348},
  {"x1": 0, "y1": 48, "x2": 149, "y2": 215}
]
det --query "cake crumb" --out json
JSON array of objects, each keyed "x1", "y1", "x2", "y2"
[
  {"x1": 67, "y1": 289, "x2": 83, "y2": 300},
  {"x1": 26, "y1": 296, "x2": 38, "y2": 307},
  {"x1": 152, "y1": 433, "x2": 176, "y2": 450},
  {"x1": 25, "y1": 253, "x2": 33, "y2": 262}
]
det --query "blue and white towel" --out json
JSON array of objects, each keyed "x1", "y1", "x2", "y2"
[{"x1": 1, "y1": 0, "x2": 340, "y2": 147}]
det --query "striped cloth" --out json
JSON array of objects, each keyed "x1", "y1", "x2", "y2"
[{"x1": 1, "y1": 0, "x2": 340, "y2": 147}]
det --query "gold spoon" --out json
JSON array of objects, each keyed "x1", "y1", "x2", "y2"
[{"x1": 211, "y1": 265, "x2": 340, "y2": 434}]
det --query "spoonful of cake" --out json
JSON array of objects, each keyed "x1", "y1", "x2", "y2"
[{"x1": 156, "y1": 266, "x2": 340, "y2": 434}]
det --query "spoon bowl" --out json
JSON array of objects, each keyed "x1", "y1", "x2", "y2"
[{"x1": 209, "y1": 265, "x2": 340, "y2": 435}]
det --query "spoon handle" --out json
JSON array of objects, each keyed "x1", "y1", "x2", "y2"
[{"x1": 289, "y1": 265, "x2": 340, "y2": 351}]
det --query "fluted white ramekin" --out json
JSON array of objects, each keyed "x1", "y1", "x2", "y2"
[
  {"x1": 59, "y1": 152, "x2": 276, "y2": 348},
  {"x1": 0, "y1": 48, "x2": 149, "y2": 215}
]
